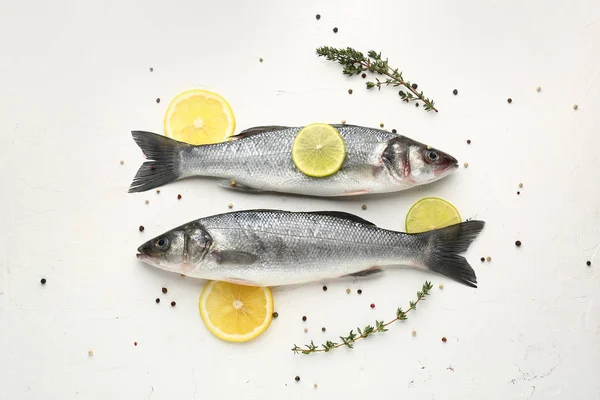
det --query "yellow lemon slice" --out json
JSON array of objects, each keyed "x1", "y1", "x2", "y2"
[
  {"x1": 198, "y1": 281, "x2": 274, "y2": 343},
  {"x1": 164, "y1": 89, "x2": 235, "y2": 145},
  {"x1": 405, "y1": 197, "x2": 462, "y2": 233},
  {"x1": 291, "y1": 123, "x2": 346, "y2": 177}
]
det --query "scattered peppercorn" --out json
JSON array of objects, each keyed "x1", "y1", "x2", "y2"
[
  {"x1": 316, "y1": 14, "x2": 321, "y2": 20},
  {"x1": 156, "y1": 98, "x2": 160, "y2": 104},
  {"x1": 231, "y1": 181, "x2": 237, "y2": 187},
  {"x1": 259, "y1": 58, "x2": 263, "y2": 63},
  {"x1": 40, "y1": 278, "x2": 47, "y2": 284},
  {"x1": 155, "y1": 298, "x2": 160, "y2": 304},
  {"x1": 333, "y1": 27, "x2": 338, "y2": 33},
  {"x1": 156, "y1": 189, "x2": 160, "y2": 194},
  {"x1": 380, "y1": 122, "x2": 384, "y2": 128},
  {"x1": 370, "y1": 303, "x2": 375, "y2": 309},
  {"x1": 357, "y1": 289, "x2": 362, "y2": 294},
  {"x1": 302, "y1": 316, "x2": 307, "y2": 322},
  {"x1": 272, "y1": 311, "x2": 279, "y2": 318},
  {"x1": 361, "y1": 204, "x2": 367, "y2": 210},
  {"x1": 228, "y1": 203, "x2": 233, "y2": 209},
  {"x1": 411, "y1": 83, "x2": 418, "y2": 89},
  {"x1": 415, "y1": 102, "x2": 419, "y2": 107},
  {"x1": 536, "y1": 86, "x2": 541, "y2": 92},
  {"x1": 361, "y1": 73, "x2": 366, "y2": 78},
  {"x1": 304, "y1": 328, "x2": 308, "y2": 333},
  {"x1": 480, "y1": 257, "x2": 485, "y2": 262},
  {"x1": 162, "y1": 287, "x2": 168, "y2": 294},
  {"x1": 453, "y1": 89, "x2": 458, "y2": 95},
  {"x1": 88, "y1": 350, "x2": 94, "y2": 356},
  {"x1": 145, "y1": 200, "x2": 149, "y2": 204},
  {"x1": 348, "y1": 89, "x2": 353, "y2": 94},
  {"x1": 507, "y1": 98, "x2": 512, "y2": 104},
  {"x1": 139, "y1": 225, "x2": 144, "y2": 232},
  {"x1": 573, "y1": 104, "x2": 578, "y2": 110},
  {"x1": 120, "y1": 160, "x2": 124, "y2": 165},
  {"x1": 439, "y1": 284, "x2": 444, "y2": 289},
  {"x1": 321, "y1": 327, "x2": 326, "y2": 332},
  {"x1": 442, "y1": 337, "x2": 447, "y2": 342},
  {"x1": 486, "y1": 256, "x2": 492, "y2": 262},
  {"x1": 412, "y1": 330, "x2": 417, "y2": 336},
  {"x1": 519, "y1": 183, "x2": 523, "y2": 188},
  {"x1": 295, "y1": 376, "x2": 300, "y2": 382},
  {"x1": 177, "y1": 194, "x2": 182, "y2": 200},
  {"x1": 515, "y1": 240, "x2": 521, "y2": 247},
  {"x1": 467, "y1": 139, "x2": 471, "y2": 144},
  {"x1": 314, "y1": 383, "x2": 318, "y2": 389},
  {"x1": 398, "y1": 90, "x2": 405, "y2": 97},
  {"x1": 586, "y1": 261, "x2": 591, "y2": 266},
  {"x1": 392, "y1": 129, "x2": 397, "y2": 134},
  {"x1": 149, "y1": 67, "x2": 154, "y2": 72},
  {"x1": 322, "y1": 285, "x2": 327, "y2": 291},
  {"x1": 341, "y1": 119, "x2": 346, "y2": 124},
  {"x1": 134, "y1": 342, "x2": 138, "y2": 346},
  {"x1": 170, "y1": 301, "x2": 176, "y2": 307},
  {"x1": 346, "y1": 288, "x2": 351, "y2": 294},
  {"x1": 517, "y1": 191, "x2": 521, "y2": 195},
  {"x1": 463, "y1": 162, "x2": 469, "y2": 168}
]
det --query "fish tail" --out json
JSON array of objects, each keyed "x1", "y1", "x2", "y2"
[
  {"x1": 416, "y1": 220, "x2": 485, "y2": 288},
  {"x1": 128, "y1": 131, "x2": 188, "y2": 193}
]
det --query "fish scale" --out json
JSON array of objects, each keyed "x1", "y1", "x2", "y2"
[
  {"x1": 128, "y1": 124, "x2": 458, "y2": 196},
  {"x1": 136, "y1": 210, "x2": 485, "y2": 288}
]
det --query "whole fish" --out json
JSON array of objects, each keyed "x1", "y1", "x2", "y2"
[
  {"x1": 128, "y1": 124, "x2": 458, "y2": 196},
  {"x1": 136, "y1": 209, "x2": 485, "y2": 288}
]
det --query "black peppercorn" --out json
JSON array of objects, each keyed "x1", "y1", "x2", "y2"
[
  {"x1": 507, "y1": 98, "x2": 512, "y2": 103},
  {"x1": 411, "y1": 83, "x2": 418, "y2": 89},
  {"x1": 361, "y1": 73, "x2": 366, "y2": 78},
  {"x1": 156, "y1": 98, "x2": 160, "y2": 104},
  {"x1": 272, "y1": 312, "x2": 279, "y2": 318},
  {"x1": 162, "y1": 287, "x2": 168, "y2": 294},
  {"x1": 321, "y1": 327, "x2": 326, "y2": 332},
  {"x1": 302, "y1": 316, "x2": 307, "y2": 321},
  {"x1": 467, "y1": 139, "x2": 471, "y2": 144},
  {"x1": 170, "y1": 301, "x2": 176, "y2": 307},
  {"x1": 315, "y1": 14, "x2": 321, "y2": 20},
  {"x1": 295, "y1": 376, "x2": 300, "y2": 382},
  {"x1": 40, "y1": 278, "x2": 47, "y2": 284},
  {"x1": 322, "y1": 285, "x2": 327, "y2": 291},
  {"x1": 333, "y1": 27, "x2": 338, "y2": 33},
  {"x1": 357, "y1": 289, "x2": 362, "y2": 294},
  {"x1": 587, "y1": 261, "x2": 591, "y2": 266},
  {"x1": 515, "y1": 240, "x2": 521, "y2": 247},
  {"x1": 453, "y1": 89, "x2": 458, "y2": 95},
  {"x1": 392, "y1": 129, "x2": 397, "y2": 134},
  {"x1": 480, "y1": 257, "x2": 485, "y2": 262},
  {"x1": 155, "y1": 298, "x2": 160, "y2": 304},
  {"x1": 139, "y1": 225, "x2": 145, "y2": 232}
]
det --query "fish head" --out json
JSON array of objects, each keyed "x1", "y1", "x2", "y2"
[
  {"x1": 136, "y1": 221, "x2": 212, "y2": 274},
  {"x1": 382, "y1": 137, "x2": 458, "y2": 185}
]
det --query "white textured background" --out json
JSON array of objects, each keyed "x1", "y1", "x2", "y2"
[{"x1": 1, "y1": 0, "x2": 599, "y2": 399}]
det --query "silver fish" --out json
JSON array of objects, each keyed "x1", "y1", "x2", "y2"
[
  {"x1": 127, "y1": 124, "x2": 458, "y2": 196},
  {"x1": 136, "y1": 209, "x2": 485, "y2": 288}
]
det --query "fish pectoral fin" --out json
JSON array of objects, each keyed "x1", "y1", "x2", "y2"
[
  {"x1": 218, "y1": 180, "x2": 264, "y2": 192},
  {"x1": 214, "y1": 250, "x2": 258, "y2": 265},
  {"x1": 343, "y1": 266, "x2": 384, "y2": 278}
]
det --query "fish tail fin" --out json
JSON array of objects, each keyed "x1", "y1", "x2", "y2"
[
  {"x1": 128, "y1": 131, "x2": 189, "y2": 193},
  {"x1": 416, "y1": 220, "x2": 485, "y2": 288}
]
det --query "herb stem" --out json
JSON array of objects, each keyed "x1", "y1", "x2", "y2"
[
  {"x1": 292, "y1": 281, "x2": 433, "y2": 355},
  {"x1": 316, "y1": 46, "x2": 438, "y2": 112}
]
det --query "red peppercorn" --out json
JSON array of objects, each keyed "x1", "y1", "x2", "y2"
[
  {"x1": 467, "y1": 139, "x2": 471, "y2": 144},
  {"x1": 302, "y1": 316, "x2": 307, "y2": 322},
  {"x1": 139, "y1": 225, "x2": 145, "y2": 232},
  {"x1": 134, "y1": 341, "x2": 138, "y2": 346},
  {"x1": 162, "y1": 287, "x2": 168, "y2": 294},
  {"x1": 177, "y1": 194, "x2": 182, "y2": 200},
  {"x1": 170, "y1": 301, "x2": 176, "y2": 307},
  {"x1": 370, "y1": 303, "x2": 375, "y2": 309},
  {"x1": 442, "y1": 337, "x2": 447, "y2": 342}
]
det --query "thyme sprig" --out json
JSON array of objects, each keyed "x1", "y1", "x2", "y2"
[
  {"x1": 316, "y1": 46, "x2": 438, "y2": 112},
  {"x1": 292, "y1": 281, "x2": 433, "y2": 355}
]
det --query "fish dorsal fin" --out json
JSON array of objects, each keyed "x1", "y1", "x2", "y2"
[
  {"x1": 229, "y1": 126, "x2": 289, "y2": 140},
  {"x1": 307, "y1": 211, "x2": 376, "y2": 226}
]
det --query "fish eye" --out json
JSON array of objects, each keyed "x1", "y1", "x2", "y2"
[
  {"x1": 425, "y1": 150, "x2": 439, "y2": 162},
  {"x1": 155, "y1": 237, "x2": 170, "y2": 250}
]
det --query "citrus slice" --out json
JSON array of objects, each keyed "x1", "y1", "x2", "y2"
[
  {"x1": 198, "y1": 281, "x2": 274, "y2": 343},
  {"x1": 405, "y1": 197, "x2": 462, "y2": 233},
  {"x1": 291, "y1": 123, "x2": 346, "y2": 177},
  {"x1": 164, "y1": 89, "x2": 235, "y2": 145}
]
